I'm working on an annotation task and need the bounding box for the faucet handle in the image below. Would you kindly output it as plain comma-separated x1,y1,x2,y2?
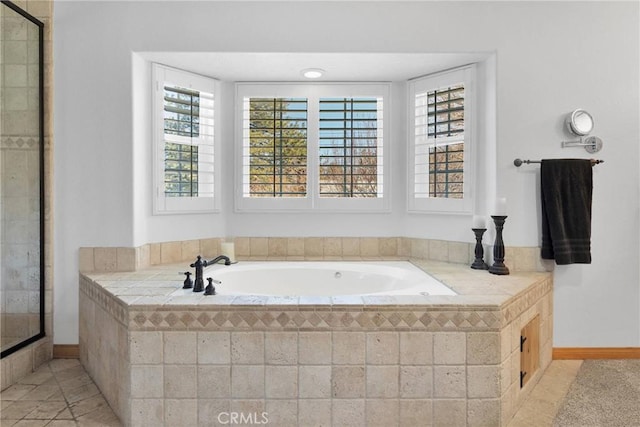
182,271,193,289
204,277,217,296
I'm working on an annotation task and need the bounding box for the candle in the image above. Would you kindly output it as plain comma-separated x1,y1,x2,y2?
221,242,236,263
494,197,507,216
472,215,486,229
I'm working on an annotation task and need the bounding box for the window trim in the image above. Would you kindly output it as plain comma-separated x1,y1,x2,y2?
235,83,391,213
407,65,476,214
152,63,221,215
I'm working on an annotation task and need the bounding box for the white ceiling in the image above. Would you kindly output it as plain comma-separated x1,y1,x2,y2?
140,52,491,82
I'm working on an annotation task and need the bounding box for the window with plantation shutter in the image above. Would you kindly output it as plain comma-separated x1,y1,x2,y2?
318,97,383,198
236,83,390,212
153,64,220,214
243,98,308,197
409,65,475,213
163,86,203,197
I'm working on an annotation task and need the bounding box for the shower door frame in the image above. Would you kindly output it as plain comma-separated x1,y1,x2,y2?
0,0,45,358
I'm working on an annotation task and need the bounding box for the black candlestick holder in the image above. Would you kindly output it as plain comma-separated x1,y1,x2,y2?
471,228,489,270
489,215,510,275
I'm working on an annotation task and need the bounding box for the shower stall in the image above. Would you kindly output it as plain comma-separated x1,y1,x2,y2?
0,0,45,359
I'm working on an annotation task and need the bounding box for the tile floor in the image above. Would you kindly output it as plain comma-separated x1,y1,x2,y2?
507,360,583,427
0,359,121,426
1,359,581,426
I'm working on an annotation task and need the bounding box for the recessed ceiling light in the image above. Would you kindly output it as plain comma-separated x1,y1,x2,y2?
301,68,325,79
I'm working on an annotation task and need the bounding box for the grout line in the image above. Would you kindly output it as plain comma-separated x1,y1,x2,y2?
49,361,77,423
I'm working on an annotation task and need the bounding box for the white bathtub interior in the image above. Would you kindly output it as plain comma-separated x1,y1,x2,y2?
177,261,457,297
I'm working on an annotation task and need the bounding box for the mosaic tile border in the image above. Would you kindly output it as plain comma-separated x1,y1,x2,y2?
80,275,555,333
81,274,504,333
125,307,503,332
0,136,40,150
502,277,553,325
80,276,128,327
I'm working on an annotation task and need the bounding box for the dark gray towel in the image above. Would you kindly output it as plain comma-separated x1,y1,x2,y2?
540,159,593,264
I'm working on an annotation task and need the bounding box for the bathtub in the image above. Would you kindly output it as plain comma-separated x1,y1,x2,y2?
197,260,456,296
80,258,554,426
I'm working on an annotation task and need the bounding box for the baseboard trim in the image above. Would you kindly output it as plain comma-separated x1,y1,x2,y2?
53,344,79,359
53,346,639,360
553,347,640,360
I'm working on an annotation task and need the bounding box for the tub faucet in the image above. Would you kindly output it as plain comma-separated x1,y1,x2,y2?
190,255,231,292
208,255,232,266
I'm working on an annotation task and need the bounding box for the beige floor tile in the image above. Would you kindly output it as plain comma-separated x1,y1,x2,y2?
18,385,61,401
47,421,79,426
63,383,100,405
58,374,93,392
55,408,75,420
69,395,110,419
17,367,53,386
0,401,40,420
23,401,69,420
46,391,66,402
11,420,50,426
1,360,120,427
1,385,37,401
48,359,81,373
75,405,123,427
508,360,583,427
53,366,87,383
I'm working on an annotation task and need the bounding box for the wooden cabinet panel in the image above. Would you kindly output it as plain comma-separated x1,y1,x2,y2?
520,315,540,388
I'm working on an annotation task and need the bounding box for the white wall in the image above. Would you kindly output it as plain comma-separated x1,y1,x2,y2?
54,1,639,346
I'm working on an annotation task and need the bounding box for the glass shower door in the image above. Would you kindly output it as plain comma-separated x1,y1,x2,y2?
0,0,45,357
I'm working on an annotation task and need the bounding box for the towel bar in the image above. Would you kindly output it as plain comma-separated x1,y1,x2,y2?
514,158,604,167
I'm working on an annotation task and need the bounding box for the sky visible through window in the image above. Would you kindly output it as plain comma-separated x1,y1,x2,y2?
319,98,380,198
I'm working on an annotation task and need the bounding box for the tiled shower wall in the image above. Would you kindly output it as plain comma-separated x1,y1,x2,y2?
1,51,41,348
0,0,53,391
0,136,41,347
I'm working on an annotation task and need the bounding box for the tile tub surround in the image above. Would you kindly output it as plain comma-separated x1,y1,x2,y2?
79,260,552,426
79,236,552,274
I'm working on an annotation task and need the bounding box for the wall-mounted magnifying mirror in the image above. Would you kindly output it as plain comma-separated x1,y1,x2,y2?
561,108,602,153
566,109,594,136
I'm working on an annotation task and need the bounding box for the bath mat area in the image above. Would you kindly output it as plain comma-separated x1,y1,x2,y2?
553,359,640,427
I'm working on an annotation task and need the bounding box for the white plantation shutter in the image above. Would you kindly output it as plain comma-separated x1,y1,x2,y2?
409,66,475,213
414,84,464,199
163,85,215,198
241,97,308,198
318,97,384,198
236,83,390,212
153,64,220,214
